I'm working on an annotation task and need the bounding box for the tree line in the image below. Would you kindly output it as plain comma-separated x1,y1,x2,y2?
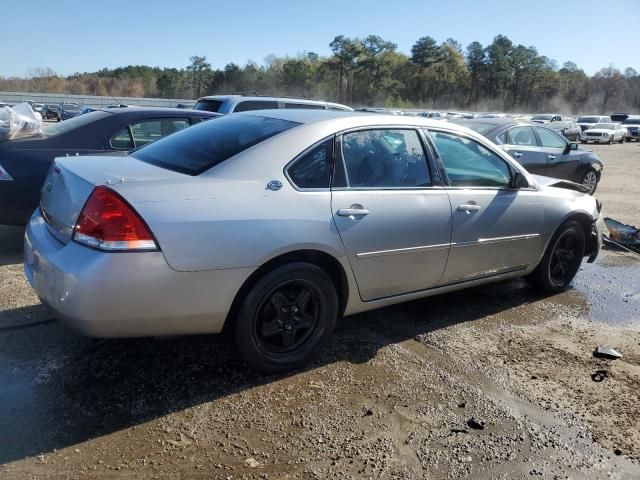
1,34,639,113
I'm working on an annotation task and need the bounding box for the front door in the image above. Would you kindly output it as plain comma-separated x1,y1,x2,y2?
533,126,581,181
427,129,544,285
331,128,452,301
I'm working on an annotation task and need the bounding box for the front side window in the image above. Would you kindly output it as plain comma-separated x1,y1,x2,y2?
287,138,333,189
131,114,298,175
130,118,190,147
535,127,567,148
341,129,431,188
233,100,279,112
429,131,512,188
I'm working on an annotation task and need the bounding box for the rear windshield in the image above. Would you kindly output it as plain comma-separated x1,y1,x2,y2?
194,99,224,113
577,116,599,123
622,118,640,125
44,111,110,136
131,114,299,175
454,121,499,135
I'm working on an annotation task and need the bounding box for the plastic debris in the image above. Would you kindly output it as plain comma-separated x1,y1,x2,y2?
244,458,262,468
593,346,623,360
604,218,640,254
591,370,608,382
0,102,43,141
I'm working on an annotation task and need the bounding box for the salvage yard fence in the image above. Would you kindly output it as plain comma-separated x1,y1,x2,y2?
0,91,194,108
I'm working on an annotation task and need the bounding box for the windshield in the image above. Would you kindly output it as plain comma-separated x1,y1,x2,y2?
591,123,615,130
44,111,110,136
131,114,299,175
63,104,79,110
531,115,553,120
622,118,640,125
194,99,224,113
577,116,599,123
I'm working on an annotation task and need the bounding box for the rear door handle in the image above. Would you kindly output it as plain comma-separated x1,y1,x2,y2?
513,152,523,158
457,204,482,213
547,154,556,160
337,206,370,217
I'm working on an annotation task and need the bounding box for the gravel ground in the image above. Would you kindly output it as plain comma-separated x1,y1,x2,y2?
0,142,639,479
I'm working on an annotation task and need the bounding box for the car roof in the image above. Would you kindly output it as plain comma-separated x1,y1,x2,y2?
197,94,351,110
234,109,481,134
97,107,219,116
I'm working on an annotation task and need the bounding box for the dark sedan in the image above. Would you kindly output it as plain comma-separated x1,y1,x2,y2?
0,108,219,225
453,119,604,194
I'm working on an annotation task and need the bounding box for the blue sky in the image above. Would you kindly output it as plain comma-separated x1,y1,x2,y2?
3,0,639,77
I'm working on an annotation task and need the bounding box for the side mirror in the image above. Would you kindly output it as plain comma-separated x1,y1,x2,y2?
569,142,578,151
511,171,529,189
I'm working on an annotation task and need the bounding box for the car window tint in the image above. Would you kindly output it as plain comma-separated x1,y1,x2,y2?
535,127,566,148
284,102,325,110
429,131,511,188
130,118,190,148
110,128,134,150
342,129,431,188
505,126,537,146
233,100,279,112
131,115,299,175
288,138,333,189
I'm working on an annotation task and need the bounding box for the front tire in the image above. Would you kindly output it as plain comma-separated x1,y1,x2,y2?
235,263,338,374
581,168,598,195
526,220,585,292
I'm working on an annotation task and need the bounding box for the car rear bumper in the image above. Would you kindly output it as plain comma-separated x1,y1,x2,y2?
24,211,254,337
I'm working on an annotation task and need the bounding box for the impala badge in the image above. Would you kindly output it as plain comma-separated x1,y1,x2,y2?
266,180,283,191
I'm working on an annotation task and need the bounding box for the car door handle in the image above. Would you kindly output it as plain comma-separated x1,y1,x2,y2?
457,204,482,213
547,154,556,160
513,151,523,158
337,206,370,217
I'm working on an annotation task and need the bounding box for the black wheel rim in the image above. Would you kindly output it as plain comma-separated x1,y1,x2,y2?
549,233,580,286
253,280,323,356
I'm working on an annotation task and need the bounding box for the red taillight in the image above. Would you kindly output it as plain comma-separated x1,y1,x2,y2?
72,186,158,251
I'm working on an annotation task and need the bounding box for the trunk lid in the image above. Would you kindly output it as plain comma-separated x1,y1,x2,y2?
39,155,182,243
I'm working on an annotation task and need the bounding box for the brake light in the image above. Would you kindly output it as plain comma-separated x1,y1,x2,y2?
72,186,158,251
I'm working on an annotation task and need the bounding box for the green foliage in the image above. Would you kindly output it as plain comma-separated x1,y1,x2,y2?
2,35,640,113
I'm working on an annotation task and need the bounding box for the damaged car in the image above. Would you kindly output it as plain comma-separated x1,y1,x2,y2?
24,111,603,373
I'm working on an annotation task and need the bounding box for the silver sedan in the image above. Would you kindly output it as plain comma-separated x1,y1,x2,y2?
24,110,603,373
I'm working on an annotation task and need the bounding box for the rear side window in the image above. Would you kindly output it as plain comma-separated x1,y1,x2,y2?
284,102,325,110
341,129,431,188
287,138,333,189
130,118,190,147
194,100,224,112
233,100,278,112
131,115,299,175
110,128,134,150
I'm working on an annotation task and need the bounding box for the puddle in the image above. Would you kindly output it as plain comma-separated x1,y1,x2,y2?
573,250,640,326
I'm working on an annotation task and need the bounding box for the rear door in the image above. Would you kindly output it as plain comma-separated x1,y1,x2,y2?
498,126,547,175
533,126,581,181
427,129,543,285
331,127,452,301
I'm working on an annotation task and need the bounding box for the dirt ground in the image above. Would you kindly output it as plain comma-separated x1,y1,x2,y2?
0,142,639,479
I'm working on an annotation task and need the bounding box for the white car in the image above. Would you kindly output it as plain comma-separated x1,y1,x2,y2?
581,123,627,144
576,115,611,132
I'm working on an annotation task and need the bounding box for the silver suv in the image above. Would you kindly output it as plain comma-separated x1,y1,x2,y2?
193,95,353,114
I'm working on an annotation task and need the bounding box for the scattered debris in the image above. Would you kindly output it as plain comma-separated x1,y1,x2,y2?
614,448,623,456
457,401,466,408
362,405,374,417
467,417,486,430
166,437,193,448
604,217,640,254
244,458,262,468
593,346,623,360
451,427,469,434
591,370,608,383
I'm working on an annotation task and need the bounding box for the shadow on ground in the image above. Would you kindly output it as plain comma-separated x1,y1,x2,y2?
0,277,551,465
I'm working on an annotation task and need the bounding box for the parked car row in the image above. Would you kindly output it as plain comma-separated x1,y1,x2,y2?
22,110,603,373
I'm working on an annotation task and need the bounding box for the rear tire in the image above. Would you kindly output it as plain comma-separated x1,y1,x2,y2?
235,262,338,374
526,220,585,292
580,168,598,195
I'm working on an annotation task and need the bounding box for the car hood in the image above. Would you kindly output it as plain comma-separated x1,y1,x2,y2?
531,174,590,194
